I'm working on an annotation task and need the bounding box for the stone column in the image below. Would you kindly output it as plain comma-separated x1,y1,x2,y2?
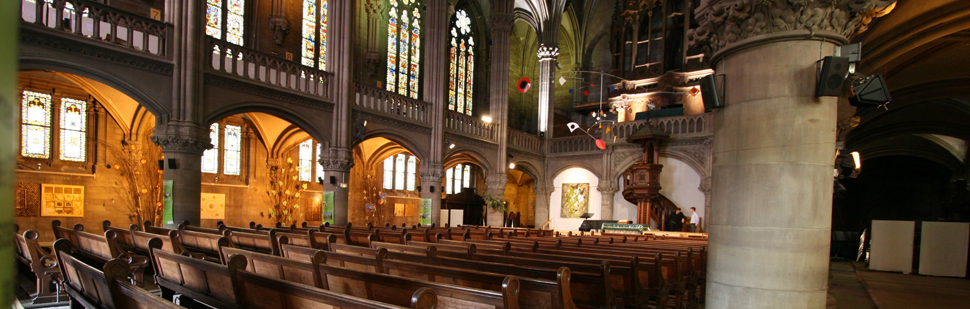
0,0,18,304
597,179,618,221
151,124,209,227
321,0,356,226
533,181,554,229
536,46,559,136
689,1,894,307
419,168,443,225
486,0,514,200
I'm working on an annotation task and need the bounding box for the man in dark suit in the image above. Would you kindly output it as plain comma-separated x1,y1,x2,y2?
668,209,686,231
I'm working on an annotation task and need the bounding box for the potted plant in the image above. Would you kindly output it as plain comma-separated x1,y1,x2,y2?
484,194,507,213
483,194,507,227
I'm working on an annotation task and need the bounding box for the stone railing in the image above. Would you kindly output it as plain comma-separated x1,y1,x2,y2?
551,113,713,154
20,0,171,58
355,84,429,124
445,111,493,141
207,37,333,100
507,129,543,153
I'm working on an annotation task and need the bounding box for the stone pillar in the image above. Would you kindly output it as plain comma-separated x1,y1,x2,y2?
597,179,618,221
151,125,209,227
487,0,514,200
321,0,356,225
420,0,448,224
689,1,894,307
0,0,18,305
533,182,553,229
536,46,559,136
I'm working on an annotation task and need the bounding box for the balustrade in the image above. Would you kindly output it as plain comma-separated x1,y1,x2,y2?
354,84,429,123
444,111,493,141
551,113,712,154
20,0,170,58
507,129,542,153
207,37,333,100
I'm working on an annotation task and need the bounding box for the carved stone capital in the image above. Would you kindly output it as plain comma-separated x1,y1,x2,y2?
491,13,515,33
699,176,712,194
689,0,896,57
150,135,211,155
598,179,619,193
537,45,560,60
533,183,555,196
268,15,290,46
319,148,354,172
485,174,508,193
365,0,385,16
420,163,444,182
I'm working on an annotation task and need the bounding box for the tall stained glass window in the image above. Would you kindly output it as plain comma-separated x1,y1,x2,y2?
383,156,394,189
202,123,219,173
448,9,474,115
462,165,470,189
406,156,416,191
59,98,87,162
444,164,472,195
21,90,52,159
223,125,242,175
299,140,313,182
301,0,329,70
386,0,421,99
206,0,246,46
394,154,406,190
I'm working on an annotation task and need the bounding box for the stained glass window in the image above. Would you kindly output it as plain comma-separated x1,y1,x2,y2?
394,154,406,190
448,9,474,115
301,0,328,70
383,156,394,189
223,125,241,175
299,140,313,181
202,123,219,173
21,90,52,159
59,98,87,162
406,156,416,191
206,0,245,46
386,0,421,99
445,166,453,194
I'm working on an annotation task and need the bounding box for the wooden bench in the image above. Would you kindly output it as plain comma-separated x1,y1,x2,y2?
51,220,80,246
234,270,436,309
52,239,181,309
129,228,175,256
72,226,150,286
15,229,63,303
151,247,248,308
102,220,137,252
142,221,179,237
222,246,323,287
174,229,231,263
225,229,285,256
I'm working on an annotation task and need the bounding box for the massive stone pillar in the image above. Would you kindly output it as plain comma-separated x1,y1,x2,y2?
0,0,17,305
486,0,514,201
689,1,894,307
597,179,618,221
320,0,356,225
419,0,448,225
533,182,553,228
152,125,208,227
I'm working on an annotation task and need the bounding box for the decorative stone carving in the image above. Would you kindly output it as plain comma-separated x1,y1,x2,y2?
150,135,211,155
598,179,619,193
485,175,508,194
699,176,712,194
688,0,896,56
491,13,515,33
319,148,354,172
420,163,444,183
268,15,291,46
365,0,385,16
537,45,560,60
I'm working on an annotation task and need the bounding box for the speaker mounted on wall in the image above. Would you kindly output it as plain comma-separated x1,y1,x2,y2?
816,56,850,97
699,74,724,110
850,74,891,107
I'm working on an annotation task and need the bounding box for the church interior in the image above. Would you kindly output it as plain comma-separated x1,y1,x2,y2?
3,0,970,308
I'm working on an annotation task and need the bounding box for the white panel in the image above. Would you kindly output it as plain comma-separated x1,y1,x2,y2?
919,222,969,277
550,168,600,231
869,220,915,274
439,209,464,227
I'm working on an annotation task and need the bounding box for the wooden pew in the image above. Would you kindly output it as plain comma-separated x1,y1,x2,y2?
142,221,179,237
151,247,248,308
225,229,285,256
234,270,436,309
72,226,149,286
274,229,337,250
129,228,175,256
179,222,223,234
14,229,63,303
102,220,137,252
51,220,79,246
222,246,323,287
174,228,231,263
52,240,181,309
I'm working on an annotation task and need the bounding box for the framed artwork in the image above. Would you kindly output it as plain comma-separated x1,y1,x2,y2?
560,183,589,218
41,184,84,217
200,193,226,219
394,203,406,216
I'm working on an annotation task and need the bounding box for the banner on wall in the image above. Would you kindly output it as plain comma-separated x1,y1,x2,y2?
163,180,174,224
322,191,335,224
419,198,432,226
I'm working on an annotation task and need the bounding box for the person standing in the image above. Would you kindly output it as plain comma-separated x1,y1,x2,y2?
689,207,700,232
669,209,686,231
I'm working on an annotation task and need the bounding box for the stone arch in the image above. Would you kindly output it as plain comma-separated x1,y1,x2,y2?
444,148,494,175
614,148,709,180
550,163,601,181
362,129,429,163
204,101,331,146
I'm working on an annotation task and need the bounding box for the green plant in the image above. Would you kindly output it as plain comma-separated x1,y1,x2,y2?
265,158,306,226
483,194,508,213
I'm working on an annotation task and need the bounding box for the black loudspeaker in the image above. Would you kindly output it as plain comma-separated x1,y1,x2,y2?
850,74,891,107
699,74,723,110
158,160,165,170
329,176,336,184
417,186,422,192
816,56,849,96
167,158,178,169
430,186,434,193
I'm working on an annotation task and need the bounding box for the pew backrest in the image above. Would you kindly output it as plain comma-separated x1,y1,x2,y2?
221,246,323,287
234,270,435,309
225,229,284,256
51,220,79,246
151,247,247,309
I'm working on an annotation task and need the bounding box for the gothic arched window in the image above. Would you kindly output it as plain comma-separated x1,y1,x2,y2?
206,0,246,45
299,139,314,181
382,153,418,191
448,9,474,115
445,164,472,194
201,123,219,174
21,90,53,159
223,125,242,175
302,0,328,70
386,0,421,99
58,98,87,162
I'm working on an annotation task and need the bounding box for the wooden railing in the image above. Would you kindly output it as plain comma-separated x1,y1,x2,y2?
445,111,493,141
355,84,429,123
20,0,171,58
207,37,333,100
507,129,542,153
551,113,713,154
